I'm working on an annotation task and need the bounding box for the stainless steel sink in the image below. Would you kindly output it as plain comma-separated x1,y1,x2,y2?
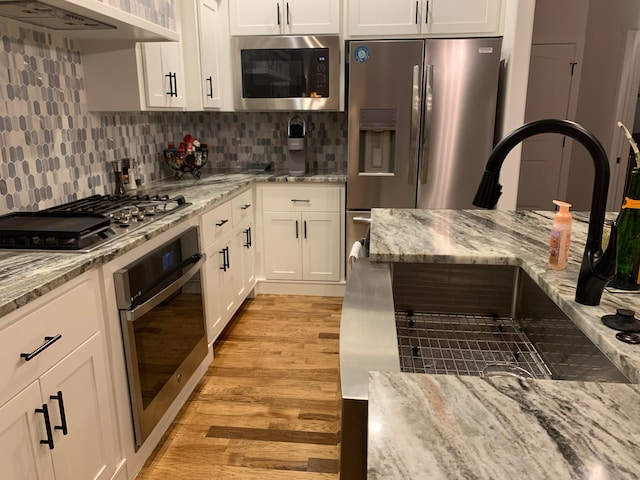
392,263,630,383
339,259,630,480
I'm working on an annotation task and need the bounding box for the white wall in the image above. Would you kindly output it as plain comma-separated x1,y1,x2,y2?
567,0,640,210
495,0,536,210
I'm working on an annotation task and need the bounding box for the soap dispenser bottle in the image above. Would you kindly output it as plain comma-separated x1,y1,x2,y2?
549,200,572,270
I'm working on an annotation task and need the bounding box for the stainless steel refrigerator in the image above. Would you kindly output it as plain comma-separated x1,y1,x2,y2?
346,38,502,249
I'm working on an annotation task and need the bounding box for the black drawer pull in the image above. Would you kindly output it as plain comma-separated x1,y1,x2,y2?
20,334,62,361
50,391,69,435
35,404,55,450
241,204,251,210
215,219,229,227
291,199,310,203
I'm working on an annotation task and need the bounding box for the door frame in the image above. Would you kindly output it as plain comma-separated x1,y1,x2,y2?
608,30,640,210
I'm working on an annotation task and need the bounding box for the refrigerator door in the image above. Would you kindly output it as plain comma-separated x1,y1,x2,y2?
417,37,502,209
347,40,425,210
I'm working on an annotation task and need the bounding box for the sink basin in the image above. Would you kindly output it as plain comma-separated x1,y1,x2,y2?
392,263,630,383
339,259,630,480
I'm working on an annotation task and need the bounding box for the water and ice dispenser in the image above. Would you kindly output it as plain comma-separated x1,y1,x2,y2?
358,109,397,176
288,115,306,176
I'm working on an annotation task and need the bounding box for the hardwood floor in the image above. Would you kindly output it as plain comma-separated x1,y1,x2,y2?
136,294,343,479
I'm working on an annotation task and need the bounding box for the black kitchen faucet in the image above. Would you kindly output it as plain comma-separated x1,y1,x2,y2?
473,118,617,306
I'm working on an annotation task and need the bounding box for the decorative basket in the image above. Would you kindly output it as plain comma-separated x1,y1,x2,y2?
164,146,208,179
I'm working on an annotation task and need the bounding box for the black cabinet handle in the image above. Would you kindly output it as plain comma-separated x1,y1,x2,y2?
244,227,252,248
304,220,307,239
277,3,281,25
166,73,178,97
172,73,178,97
415,1,419,24
206,76,213,98
286,2,290,24
241,204,251,210
425,1,429,23
20,334,62,361
219,246,230,271
35,404,55,450
248,227,252,247
295,220,299,239
215,219,229,227
291,199,310,203
49,391,69,436
165,72,173,96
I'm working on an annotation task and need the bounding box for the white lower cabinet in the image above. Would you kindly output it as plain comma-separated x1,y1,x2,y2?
260,184,344,284
0,270,117,480
201,188,256,344
263,211,340,281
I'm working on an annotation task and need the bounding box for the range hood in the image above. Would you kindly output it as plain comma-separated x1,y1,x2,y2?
0,1,114,30
0,0,179,41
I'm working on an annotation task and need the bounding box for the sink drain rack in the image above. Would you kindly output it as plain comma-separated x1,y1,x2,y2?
396,311,552,379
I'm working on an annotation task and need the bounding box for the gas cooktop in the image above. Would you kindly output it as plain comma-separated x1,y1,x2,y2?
0,194,189,252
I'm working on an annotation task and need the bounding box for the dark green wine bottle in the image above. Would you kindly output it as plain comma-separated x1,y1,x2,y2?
612,167,640,290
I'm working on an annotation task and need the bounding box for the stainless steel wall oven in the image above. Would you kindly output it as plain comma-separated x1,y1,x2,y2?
114,227,207,449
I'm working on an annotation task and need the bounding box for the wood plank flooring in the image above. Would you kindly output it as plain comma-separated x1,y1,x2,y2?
136,294,343,479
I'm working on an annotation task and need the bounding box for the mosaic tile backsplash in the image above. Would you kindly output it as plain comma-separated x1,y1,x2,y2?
0,19,347,214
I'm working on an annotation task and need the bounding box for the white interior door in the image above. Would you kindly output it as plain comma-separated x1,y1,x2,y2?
517,43,576,210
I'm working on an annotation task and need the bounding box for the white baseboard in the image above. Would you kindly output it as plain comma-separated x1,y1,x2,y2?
256,279,345,297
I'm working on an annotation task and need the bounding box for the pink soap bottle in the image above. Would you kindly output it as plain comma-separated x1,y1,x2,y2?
549,200,572,270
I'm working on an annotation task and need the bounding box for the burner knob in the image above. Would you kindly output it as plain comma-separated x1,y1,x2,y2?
616,308,635,319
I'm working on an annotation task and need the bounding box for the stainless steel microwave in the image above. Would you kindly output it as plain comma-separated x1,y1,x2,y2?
231,35,340,111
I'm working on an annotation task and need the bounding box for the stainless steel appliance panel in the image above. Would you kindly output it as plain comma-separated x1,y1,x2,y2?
114,227,208,450
417,37,502,209
346,40,425,210
231,35,340,111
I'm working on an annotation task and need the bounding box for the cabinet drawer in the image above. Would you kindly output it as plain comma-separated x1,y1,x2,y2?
231,189,253,226
0,272,101,406
262,185,342,212
201,200,233,249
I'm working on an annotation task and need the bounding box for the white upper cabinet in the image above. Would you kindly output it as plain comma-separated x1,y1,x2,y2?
347,0,502,37
141,42,187,109
199,0,223,109
229,0,340,36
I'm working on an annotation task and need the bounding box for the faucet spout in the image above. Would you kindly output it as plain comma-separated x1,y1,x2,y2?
473,119,615,306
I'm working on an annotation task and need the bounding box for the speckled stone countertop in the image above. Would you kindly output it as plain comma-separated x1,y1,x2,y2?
367,208,640,479
0,172,345,320
368,371,640,479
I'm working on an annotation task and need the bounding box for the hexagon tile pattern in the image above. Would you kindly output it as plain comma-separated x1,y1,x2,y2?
0,19,347,215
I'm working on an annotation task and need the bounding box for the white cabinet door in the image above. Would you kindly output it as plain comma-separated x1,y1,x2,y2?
39,334,116,480
347,0,502,36
302,212,341,282
286,0,340,34
0,382,55,480
229,0,282,36
425,0,502,35
199,0,222,109
203,243,224,344
348,0,421,36
215,236,238,325
263,211,302,280
142,42,186,109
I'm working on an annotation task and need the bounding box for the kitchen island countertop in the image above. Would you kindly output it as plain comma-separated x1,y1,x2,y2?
367,208,640,479
0,171,345,319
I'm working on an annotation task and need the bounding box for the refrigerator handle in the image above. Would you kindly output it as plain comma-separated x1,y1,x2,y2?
420,64,434,185
409,64,422,185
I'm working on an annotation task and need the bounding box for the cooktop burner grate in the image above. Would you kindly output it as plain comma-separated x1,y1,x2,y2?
0,194,189,252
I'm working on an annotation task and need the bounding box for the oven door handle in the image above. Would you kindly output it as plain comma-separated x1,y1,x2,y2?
123,253,206,322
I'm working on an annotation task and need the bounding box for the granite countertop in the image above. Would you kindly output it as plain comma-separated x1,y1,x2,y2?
0,171,345,319
367,208,640,479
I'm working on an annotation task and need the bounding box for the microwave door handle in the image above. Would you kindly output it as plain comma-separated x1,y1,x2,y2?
420,64,434,185
409,64,422,185
123,254,206,322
